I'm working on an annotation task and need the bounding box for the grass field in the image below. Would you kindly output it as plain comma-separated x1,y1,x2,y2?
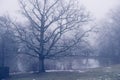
6,65,120,80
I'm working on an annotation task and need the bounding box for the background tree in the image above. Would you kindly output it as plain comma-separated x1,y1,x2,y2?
97,7,120,66
0,16,18,72
14,0,92,72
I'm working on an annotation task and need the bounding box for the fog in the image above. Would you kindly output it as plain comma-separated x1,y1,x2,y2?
0,0,120,74
0,0,119,20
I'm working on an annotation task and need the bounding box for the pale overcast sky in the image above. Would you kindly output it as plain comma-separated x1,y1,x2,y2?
0,0,119,21
80,0,119,19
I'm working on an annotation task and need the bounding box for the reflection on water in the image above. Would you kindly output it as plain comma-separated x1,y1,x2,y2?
17,56,118,73
45,58,100,70
82,59,99,68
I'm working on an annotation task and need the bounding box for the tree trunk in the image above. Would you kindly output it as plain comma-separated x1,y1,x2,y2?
38,58,45,73
1,37,5,67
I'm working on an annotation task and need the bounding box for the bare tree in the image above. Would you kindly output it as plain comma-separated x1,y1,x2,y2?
15,0,92,72
0,16,18,69
0,16,12,67
96,7,120,66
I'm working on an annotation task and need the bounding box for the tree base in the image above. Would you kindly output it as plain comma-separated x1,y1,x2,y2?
38,69,45,73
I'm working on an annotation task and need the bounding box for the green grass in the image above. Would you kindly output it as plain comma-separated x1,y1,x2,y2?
6,65,120,80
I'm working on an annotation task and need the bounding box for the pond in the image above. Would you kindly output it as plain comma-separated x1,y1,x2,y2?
12,56,120,73
45,57,100,70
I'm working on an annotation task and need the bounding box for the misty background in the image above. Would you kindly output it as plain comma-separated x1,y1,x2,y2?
0,0,120,73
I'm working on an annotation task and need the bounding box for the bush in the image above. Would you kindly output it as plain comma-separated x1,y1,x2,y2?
0,67,9,79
